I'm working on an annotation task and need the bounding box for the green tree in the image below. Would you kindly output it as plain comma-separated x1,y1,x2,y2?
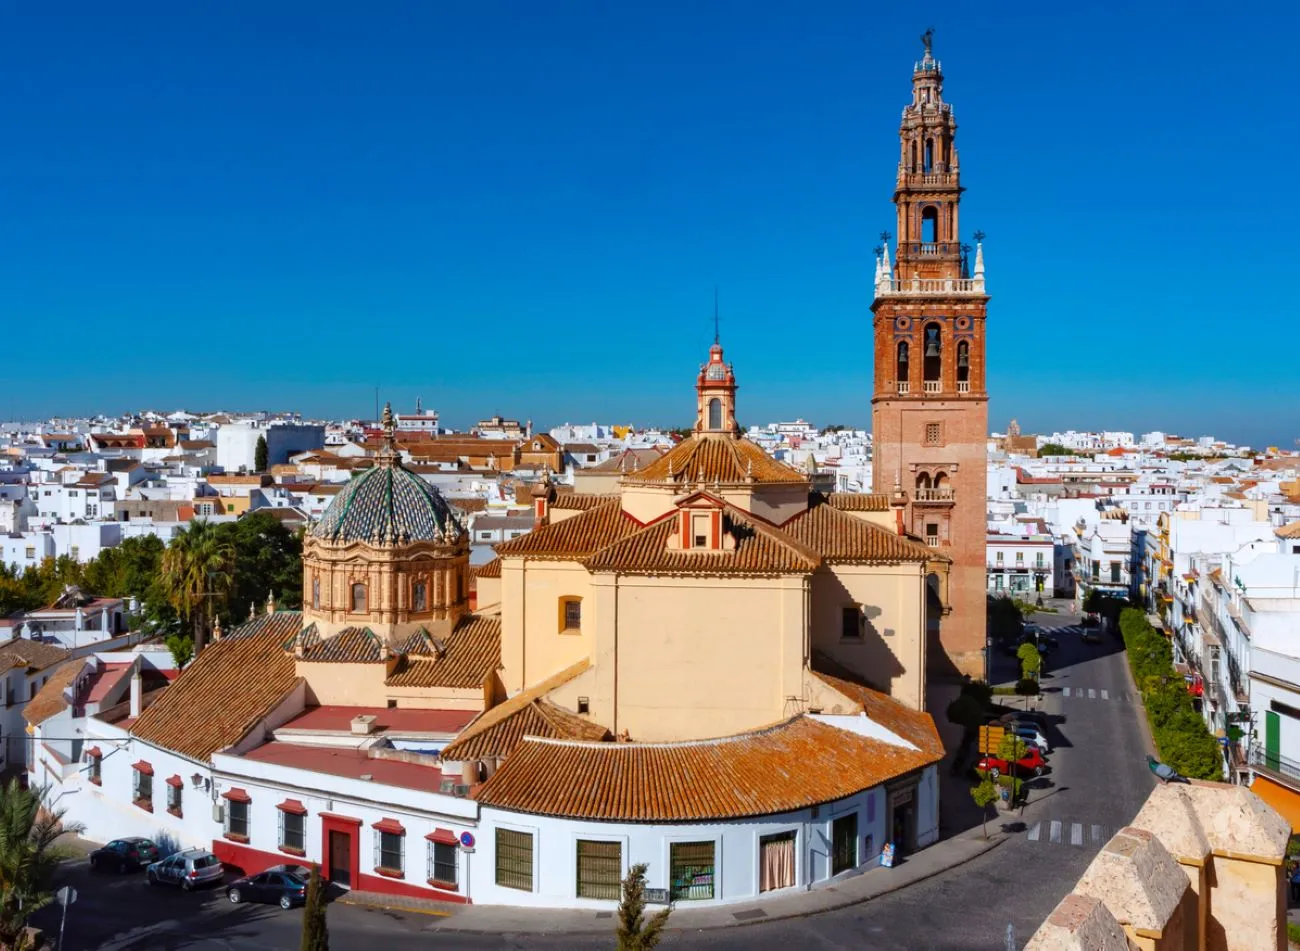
970,775,999,839
299,863,328,951
255,435,269,473
225,513,304,624
616,862,670,951
160,520,235,657
986,596,1023,643
164,633,194,670
1016,642,1042,682
945,693,985,742
1037,443,1070,456
0,779,85,948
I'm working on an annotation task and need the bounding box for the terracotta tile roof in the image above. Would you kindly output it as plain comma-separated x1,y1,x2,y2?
130,617,300,763
385,615,501,689
24,659,87,726
627,435,805,486
450,498,490,514
586,448,667,474
1278,521,1300,539
550,493,618,512
782,497,939,564
475,715,938,821
301,627,384,663
586,506,820,576
808,663,944,757
469,558,501,580
494,499,639,561
826,492,891,512
0,637,71,673
440,660,595,760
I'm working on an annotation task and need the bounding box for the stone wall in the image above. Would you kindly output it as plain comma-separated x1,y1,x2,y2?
1026,780,1291,951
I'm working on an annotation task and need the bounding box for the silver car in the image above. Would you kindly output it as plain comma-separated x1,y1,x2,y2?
146,848,224,890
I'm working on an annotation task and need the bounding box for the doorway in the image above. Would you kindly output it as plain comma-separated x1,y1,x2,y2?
888,786,917,855
758,832,796,892
328,830,352,887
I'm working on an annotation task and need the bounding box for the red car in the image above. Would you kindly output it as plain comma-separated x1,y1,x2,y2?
978,746,1047,777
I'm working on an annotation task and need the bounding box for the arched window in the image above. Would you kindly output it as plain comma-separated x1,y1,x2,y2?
957,341,970,383
351,583,366,614
896,341,909,381
412,580,427,613
916,472,932,491
923,323,942,382
921,207,939,244
311,577,320,610
934,471,949,489
924,139,934,173
708,398,722,430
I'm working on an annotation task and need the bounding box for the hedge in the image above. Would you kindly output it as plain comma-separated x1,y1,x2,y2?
1119,607,1223,780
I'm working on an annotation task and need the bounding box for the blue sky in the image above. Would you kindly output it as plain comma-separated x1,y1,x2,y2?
4,2,1295,447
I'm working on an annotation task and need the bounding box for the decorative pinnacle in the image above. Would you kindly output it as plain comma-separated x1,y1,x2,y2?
879,231,892,244
973,230,986,243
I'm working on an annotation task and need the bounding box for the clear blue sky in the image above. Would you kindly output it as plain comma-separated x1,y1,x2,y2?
4,1,1295,447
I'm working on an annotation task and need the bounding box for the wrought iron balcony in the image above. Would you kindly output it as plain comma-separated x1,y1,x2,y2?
1250,747,1300,791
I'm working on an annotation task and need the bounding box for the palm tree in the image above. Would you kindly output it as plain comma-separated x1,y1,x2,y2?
160,520,235,657
0,779,84,948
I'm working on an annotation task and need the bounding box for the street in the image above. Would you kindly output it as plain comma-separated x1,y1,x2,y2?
36,610,1155,951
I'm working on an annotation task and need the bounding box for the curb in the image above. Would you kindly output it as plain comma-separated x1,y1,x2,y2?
336,894,453,919
432,833,1008,936
1117,638,1159,760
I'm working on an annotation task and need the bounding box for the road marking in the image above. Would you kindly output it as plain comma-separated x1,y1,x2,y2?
1088,689,1096,699
1071,823,1083,846
1100,689,1109,700
1050,820,1062,844
1027,822,1041,842
1063,687,1071,697
1091,824,1104,843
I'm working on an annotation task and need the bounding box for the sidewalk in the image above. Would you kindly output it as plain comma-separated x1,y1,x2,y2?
363,826,1008,935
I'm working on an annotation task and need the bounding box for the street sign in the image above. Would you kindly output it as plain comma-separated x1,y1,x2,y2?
459,831,476,850
645,887,670,904
979,725,1006,754
56,886,76,907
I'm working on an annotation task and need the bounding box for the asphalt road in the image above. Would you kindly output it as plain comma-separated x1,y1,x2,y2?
36,611,1155,951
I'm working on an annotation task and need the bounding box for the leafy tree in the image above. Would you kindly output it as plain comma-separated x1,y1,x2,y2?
616,862,670,951
1037,443,1070,456
960,679,993,707
986,596,1023,643
255,435,269,473
970,775,999,839
1016,642,1042,682
160,520,235,657
164,633,194,670
946,693,985,742
224,512,303,624
299,863,329,951
0,779,85,948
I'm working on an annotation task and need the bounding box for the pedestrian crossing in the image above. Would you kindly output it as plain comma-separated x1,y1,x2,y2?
1049,625,1089,636
1025,819,1111,849
1059,686,1131,702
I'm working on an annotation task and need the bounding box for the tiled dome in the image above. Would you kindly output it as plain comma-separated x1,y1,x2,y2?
311,459,463,546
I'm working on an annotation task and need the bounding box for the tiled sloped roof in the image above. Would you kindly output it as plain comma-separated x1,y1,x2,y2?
440,660,594,760
1277,521,1300,539
130,624,300,763
826,492,891,512
24,659,87,726
226,611,308,643
809,664,944,757
494,499,639,561
470,558,501,580
475,715,938,821
301,627,384,663
385,615,502,689
628,435,805,486
442,699,609,761
586,447,666,473
586,508,820,576
0,637,71,673
551,493,618,512
782,498,939,564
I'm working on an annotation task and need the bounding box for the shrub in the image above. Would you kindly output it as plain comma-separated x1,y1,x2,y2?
1014,678,1040,696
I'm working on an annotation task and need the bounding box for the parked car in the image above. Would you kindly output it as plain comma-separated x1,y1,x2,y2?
89,837,159,873
226,864,311,910
977,745,1048,778
1082,631,1103,645
146,848,225,890
1007,724,1052,754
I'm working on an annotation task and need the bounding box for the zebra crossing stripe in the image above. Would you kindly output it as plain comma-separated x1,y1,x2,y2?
1071,823,1083,846
1091,824,1104,844
1063,687,1071,697
1050,821,1062,844
1100,689,1109,700
1027,822,1041,842
1088,689,1096,699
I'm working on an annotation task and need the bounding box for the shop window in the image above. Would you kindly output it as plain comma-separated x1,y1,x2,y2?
495,828,534,892
669,841,715,900
758,831,796,892
576,840,622,900
831,812,858,875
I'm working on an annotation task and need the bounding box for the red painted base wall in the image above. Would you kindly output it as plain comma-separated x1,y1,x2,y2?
210,837,469,905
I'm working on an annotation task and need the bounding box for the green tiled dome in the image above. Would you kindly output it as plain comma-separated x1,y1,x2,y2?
311,458,463,546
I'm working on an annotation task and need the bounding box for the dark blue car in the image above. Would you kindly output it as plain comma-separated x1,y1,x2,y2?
226,864,311,910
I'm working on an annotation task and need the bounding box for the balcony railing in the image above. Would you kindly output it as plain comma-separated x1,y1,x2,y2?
925,535,939,547
896,170,959,187
923,381,941,394
956,380,970,393
898,241,963,257
913,488,954,503
875,276,986,297
896,381,910,395
1250,747,1300,788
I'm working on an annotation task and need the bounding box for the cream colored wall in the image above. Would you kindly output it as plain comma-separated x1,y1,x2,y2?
809,563,927,711
498,558,595,695
722,484,808,525
596,574,808,741
386,686,484,711
298,661,390,706
475,576,501,612
572,470,621,495
1205,856,1285,951
500,559,527,694
619,484,678,524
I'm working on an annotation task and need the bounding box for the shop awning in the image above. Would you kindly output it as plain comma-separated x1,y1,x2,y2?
1250,774,1300,834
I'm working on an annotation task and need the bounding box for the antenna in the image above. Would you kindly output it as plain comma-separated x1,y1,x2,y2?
713,286,720,345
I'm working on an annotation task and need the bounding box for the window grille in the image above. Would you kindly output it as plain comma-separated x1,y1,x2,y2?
575,840,622,900
495,828,533,891
427,841,457,886
669,841,715,900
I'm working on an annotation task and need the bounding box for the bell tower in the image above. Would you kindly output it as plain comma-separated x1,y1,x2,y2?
871,31,989,681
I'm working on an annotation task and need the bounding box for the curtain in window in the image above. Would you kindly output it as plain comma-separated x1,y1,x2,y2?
759,833,796,892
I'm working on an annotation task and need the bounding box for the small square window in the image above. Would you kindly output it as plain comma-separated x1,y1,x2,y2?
924,423,942,447
841,606,862,639
562,599,581,632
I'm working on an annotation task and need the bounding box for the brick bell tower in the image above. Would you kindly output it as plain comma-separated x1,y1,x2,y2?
871,31,988,682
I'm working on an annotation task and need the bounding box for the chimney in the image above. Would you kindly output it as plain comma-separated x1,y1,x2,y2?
129,667,142,719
